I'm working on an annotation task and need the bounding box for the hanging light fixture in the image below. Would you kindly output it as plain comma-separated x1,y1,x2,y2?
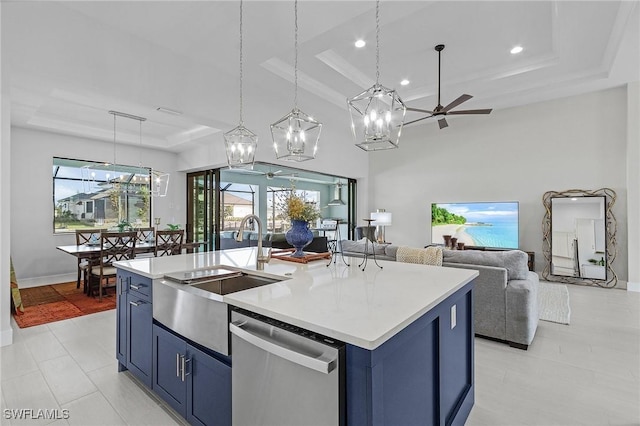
270,0,322,162
108,110,170,197
224,0,258,169
347,0,406,151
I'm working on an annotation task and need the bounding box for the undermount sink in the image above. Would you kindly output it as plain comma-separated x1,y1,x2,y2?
190,274,281,295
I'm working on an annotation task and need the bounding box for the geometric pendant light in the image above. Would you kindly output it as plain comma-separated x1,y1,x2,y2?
108,110,170,197
270,0,322,162
347,0,406,151
224,0,258,169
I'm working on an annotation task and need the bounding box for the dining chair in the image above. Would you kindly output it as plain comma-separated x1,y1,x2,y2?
75,229,102,292
135,227,154,244
88,231,136,301
134,227,155,258
155,230,184,257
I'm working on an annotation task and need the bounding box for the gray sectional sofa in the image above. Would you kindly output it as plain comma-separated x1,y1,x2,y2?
340,240,539,349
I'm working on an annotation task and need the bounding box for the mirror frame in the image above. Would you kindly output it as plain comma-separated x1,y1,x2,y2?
542,188,618,288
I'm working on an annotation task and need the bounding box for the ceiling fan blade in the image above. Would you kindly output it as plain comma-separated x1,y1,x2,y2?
438,117,449,129
406,107,435,114
403,115,435,126
441,94,472,112
447,108,493,115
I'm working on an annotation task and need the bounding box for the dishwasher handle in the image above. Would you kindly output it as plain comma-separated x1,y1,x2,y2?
229,322,336,374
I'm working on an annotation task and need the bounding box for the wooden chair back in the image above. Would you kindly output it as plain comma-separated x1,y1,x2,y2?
99,231,137,265
89,231,136,300
74,229,102,290
155,230,184,257
75,229,102,245
135,227,155,244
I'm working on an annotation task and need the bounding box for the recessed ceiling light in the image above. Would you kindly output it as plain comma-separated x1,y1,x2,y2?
355,39,366,48
400,79,410,86
510,45,523,55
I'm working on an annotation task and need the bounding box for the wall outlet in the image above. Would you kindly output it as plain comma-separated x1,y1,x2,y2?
451,304,457,329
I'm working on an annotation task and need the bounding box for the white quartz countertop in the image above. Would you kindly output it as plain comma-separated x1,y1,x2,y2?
114,248,477,350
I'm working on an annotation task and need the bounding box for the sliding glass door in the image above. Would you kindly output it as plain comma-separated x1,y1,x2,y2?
186,169,219,251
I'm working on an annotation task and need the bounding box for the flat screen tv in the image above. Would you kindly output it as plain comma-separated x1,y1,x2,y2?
431,202,519,249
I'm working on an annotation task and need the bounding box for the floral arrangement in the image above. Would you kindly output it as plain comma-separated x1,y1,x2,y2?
280,190,320,223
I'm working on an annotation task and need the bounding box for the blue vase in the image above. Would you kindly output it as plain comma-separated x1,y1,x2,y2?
285,220,314,258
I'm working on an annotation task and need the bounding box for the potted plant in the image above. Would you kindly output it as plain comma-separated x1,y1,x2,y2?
116,219,131,232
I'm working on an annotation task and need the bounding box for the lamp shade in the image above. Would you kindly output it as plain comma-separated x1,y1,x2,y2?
370,211,392,226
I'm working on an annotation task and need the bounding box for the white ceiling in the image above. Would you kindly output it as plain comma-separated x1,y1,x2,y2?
3,1,639,153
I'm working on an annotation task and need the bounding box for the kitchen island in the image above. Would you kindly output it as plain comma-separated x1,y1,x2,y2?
114,247,478,426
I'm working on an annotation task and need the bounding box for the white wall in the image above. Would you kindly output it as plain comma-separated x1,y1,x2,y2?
10,127,185,287
369,87,630,284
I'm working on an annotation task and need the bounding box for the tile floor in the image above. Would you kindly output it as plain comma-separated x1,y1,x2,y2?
1,283,638,425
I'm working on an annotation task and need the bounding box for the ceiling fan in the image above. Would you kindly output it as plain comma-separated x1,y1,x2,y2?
405,44,492,129
233,168,287,179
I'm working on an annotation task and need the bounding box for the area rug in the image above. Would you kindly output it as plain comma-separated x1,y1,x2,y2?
538,281,571,325
13,282,116,328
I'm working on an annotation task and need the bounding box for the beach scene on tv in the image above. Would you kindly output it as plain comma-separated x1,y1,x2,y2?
431,202,519,249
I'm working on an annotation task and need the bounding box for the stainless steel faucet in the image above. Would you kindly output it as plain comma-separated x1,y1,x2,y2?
236,214,272,270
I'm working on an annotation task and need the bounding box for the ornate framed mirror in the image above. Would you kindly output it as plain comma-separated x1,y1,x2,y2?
542,188,617,288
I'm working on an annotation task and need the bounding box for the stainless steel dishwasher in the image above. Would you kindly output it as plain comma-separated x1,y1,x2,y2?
230,309,345,426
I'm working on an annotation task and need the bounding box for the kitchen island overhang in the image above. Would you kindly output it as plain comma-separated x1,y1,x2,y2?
114,247,478,425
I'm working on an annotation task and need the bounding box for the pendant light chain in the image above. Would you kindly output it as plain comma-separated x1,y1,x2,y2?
294,0,298,109
239,0,244,125
375,0,380,85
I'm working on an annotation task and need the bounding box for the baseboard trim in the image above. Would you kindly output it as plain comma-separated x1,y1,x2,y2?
627,281,640,293
1,327,14,347
17,273,76,288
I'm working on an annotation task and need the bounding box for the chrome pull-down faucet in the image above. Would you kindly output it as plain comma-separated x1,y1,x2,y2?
236,214,272,270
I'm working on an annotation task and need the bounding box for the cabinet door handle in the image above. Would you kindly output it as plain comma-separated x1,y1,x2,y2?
180,356,192,381
129,300,145,307
176,353,180,378
184,358,192,379
130,284,141,290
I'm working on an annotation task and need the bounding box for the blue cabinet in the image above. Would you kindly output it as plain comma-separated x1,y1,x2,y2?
346,280,474,426
153,324,232,426
116,271,153,388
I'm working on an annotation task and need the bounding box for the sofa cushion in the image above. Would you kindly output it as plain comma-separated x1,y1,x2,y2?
385,245,399,259
442,250,529,280
341,238,387,255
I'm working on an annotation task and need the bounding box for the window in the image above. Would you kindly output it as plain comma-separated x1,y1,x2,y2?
267,187,320,232
53,157,151,233
220,183,256,231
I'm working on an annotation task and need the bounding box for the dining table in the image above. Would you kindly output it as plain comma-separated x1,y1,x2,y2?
56,240,206,261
